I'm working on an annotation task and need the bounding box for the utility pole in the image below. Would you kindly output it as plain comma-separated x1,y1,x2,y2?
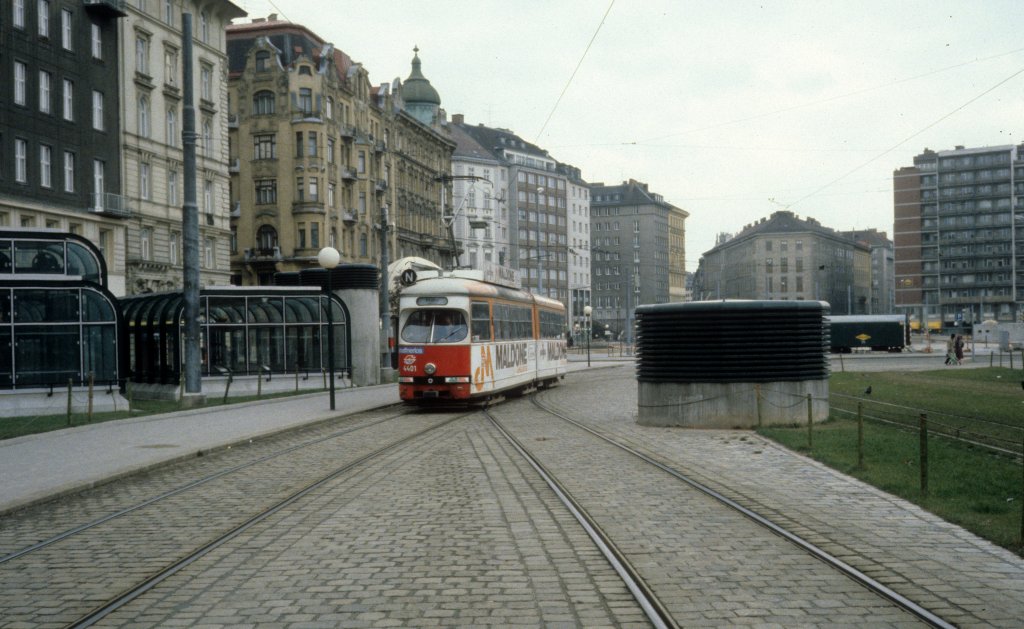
180,13,203,404
379,204,394,382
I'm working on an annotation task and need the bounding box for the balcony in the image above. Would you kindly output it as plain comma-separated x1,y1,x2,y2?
228,114,239,129
228,158,240,173
83,0,127,17
243,247,282,262
342,210,358,224
230,201,241,218
374,179,388,194
340,167,357,181
338,125,355,140
88,193,132,218
374,140,387,153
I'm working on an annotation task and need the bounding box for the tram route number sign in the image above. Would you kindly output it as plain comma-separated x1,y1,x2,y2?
400,269,417,286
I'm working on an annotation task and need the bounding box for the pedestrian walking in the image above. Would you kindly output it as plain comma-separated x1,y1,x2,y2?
954,334,964,365
945,333,957,366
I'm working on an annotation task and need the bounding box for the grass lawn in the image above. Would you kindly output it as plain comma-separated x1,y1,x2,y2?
758,368,1024,556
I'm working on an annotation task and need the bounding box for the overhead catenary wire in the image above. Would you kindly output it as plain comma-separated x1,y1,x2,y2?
789,63,1024,209
535,0,615,143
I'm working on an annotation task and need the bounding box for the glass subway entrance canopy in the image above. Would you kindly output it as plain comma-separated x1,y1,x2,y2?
121,288,349,385
0,230,122,389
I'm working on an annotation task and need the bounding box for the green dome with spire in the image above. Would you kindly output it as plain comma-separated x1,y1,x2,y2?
401,46,441,106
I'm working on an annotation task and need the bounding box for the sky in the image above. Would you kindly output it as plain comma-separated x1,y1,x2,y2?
231,0,1024,269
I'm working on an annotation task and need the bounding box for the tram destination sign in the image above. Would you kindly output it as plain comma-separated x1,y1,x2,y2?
481,262,520,289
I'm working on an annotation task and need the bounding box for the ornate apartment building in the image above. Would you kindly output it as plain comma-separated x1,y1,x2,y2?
894,144,1024,330
1,0,128,293
226,17,455,285
695,210,871,315
118,0,244,294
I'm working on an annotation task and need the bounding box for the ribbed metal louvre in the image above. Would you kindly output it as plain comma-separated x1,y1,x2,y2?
272,272,301,286
636,300,830,382
298,264,378,289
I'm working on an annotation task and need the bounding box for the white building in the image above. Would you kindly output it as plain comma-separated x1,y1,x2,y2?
118,0,244,294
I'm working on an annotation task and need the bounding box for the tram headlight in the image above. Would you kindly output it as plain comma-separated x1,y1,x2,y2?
424,362,437,375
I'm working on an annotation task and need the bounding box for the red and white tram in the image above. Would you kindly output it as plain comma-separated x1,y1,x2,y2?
397,271,567,403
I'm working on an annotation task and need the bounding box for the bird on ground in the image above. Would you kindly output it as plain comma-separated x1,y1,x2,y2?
864,386,872,395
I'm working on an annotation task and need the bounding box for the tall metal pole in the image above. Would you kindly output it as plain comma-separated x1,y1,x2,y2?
379,203,393,381
326,280,335,410
181,14,202,398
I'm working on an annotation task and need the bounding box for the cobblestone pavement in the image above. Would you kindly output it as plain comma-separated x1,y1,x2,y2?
0,408,462,628
536,364,1024,627
488,400,923,627
94,418,646,628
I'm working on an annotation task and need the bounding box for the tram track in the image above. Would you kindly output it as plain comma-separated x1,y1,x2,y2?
65,411,471,629
0,405,415,565
483,407,678,629
485,392,956,628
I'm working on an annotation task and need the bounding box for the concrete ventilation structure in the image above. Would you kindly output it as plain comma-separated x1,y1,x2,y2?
297,265,380,386
635,300,830,427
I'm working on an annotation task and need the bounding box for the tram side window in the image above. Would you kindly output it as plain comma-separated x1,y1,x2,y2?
471,301,491,341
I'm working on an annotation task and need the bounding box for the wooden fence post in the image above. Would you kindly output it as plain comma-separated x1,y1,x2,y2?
66,378,73,425
755,384,763,428
920,413,929,497
87,372,94,422
807,393,813,449
857,401,864,470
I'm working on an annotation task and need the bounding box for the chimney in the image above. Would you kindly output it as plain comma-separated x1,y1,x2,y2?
268,13,278,21
452,113,464,125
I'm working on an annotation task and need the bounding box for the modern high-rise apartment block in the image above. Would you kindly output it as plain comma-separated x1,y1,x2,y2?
894,144,1024,330
226,18,455,285
695,211,871,314
589,179,686,341
1,0,128,293
118,0,245,294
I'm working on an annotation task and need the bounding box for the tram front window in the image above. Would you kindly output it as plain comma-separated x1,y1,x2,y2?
401,309,468,344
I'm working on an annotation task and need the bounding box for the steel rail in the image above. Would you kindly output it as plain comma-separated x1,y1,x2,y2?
66,411,469,628
483,408,678,629
529,396,957,629
2,406,412,566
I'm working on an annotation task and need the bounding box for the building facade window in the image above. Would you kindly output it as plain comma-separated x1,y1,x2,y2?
298,88,312,114
163,0,173,25
168,169,178,205
255,51,270,72
255,179,276,204
40,144,52,188
39,70,52,113
200,64,211,100
92,90,103,131
199,11,209,43
14,62,27,106
15,139,28,183
164,49,178,86
13,0,25,28
62,78,73,121
138,95,150,137
91,23,101,59
37,0,49,38
169,231,179,265
135,36,149,75
140,162,150,199
61,8,72,50
166,107,177,145
202,119,212,157
253,134,275,160
63,151,74,192
203,179,213,213
140,228,152,260
252,91,274,115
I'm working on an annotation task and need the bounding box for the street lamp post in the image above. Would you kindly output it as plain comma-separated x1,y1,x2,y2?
584,305,592,367
536,186,545,295
318,246,340,410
